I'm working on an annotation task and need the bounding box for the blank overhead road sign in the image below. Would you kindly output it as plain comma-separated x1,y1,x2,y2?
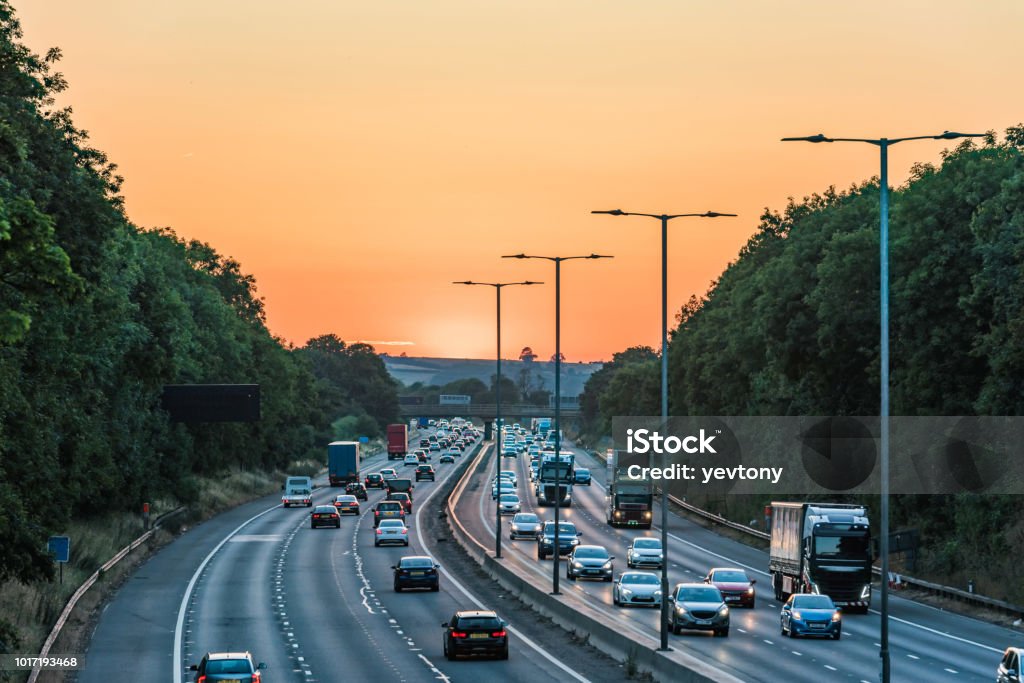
48,535,70,563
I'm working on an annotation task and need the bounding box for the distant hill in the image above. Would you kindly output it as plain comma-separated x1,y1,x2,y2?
381,355,603,397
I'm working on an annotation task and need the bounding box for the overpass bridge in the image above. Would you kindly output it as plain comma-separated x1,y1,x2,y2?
398,403,581,419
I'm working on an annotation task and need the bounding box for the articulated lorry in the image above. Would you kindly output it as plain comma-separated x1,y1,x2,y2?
328,441,360,487
387,423,409,461
605,450,653,528
768,502,873,612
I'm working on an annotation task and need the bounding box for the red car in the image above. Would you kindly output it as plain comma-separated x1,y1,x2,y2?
387,491,413,513
703,567,756,608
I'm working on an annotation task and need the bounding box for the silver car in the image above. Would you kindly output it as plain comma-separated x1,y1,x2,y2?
375,519,409,547
509,512,541,540
498,494,521,515
626,537,664,569
613,571,662,608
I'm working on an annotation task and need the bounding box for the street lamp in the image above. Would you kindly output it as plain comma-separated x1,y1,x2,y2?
502,253,613,594
591,208,736,651
781,130,985,683
453,280,542,559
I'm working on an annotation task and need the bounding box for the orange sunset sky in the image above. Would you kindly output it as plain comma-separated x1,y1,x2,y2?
17,1,1024,361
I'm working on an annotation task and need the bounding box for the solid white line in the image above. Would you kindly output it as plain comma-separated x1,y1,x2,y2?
944,668,958,674
420,443,591,683
907,653,920,660
824,664,838,671
172,503,281,683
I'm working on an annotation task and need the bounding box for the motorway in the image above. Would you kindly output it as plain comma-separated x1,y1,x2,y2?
74,435,595,683
452,439,1016,683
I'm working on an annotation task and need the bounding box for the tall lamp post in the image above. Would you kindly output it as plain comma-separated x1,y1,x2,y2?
453,280,542,559
502,253,612,594
591,208,736,650
781,130,985,683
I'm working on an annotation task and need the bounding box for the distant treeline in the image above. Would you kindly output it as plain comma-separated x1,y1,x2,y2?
0,3,397,594
580,127,1024,599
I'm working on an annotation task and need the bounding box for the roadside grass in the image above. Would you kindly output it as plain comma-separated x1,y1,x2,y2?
0,458,331,683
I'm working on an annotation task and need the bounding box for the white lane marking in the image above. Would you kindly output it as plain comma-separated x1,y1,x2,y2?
944,668,958,674
763,639,774,645
418,653,451,683
229,534,284,542
577,447,1008,656
824,664,838,671
791,651,802,656
907,653,920,659
173,503,281,683
421,443,591,683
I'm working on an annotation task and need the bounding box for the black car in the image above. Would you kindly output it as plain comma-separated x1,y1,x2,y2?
364,473,384,489
536,521,581,559
311,505,341,528
420,438,431,448
566,545,614,581
393,555,440,592
442,610,509,660
415,464,436,481
190,652,266,682
345,482,368,500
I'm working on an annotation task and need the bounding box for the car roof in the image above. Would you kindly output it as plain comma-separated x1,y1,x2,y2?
573,544,608,552
621,571,659,579
673,582,715,589
455,609,498,618
379,519,405,526
335,494,357,499
399,555,433,563
709,567,747,574
205,652,252,660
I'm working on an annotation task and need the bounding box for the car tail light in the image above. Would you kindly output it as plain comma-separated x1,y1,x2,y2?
376,529,383,535
197,677,205,683
374,511,379,516
451,631,468,639
313,514,321,518
401,529,408,534
491,630,507,637
252,673,261,683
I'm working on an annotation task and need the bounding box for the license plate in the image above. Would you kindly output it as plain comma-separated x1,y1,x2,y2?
725,596,740,602
696,619,712,625
410,571,424,576
586,569,599,574
470,633,489,639
810,623,825,629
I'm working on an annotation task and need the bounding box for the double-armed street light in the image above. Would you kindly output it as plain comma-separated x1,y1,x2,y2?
591,208,737,650
781,130,986,683
453,280,543,559
502,253,613,594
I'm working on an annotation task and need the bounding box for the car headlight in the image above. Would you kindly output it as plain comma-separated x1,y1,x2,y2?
573,561,584,568
602,561,613,569
861,584,871,599
644,511,652,518
676,605,687,615
791,611,802,621
745,587,754,595
620,588,633,597
718,605,729,617
654,590,662,597
832,611,842,622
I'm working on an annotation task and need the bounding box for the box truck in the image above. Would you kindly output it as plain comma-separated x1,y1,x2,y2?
387,423,408,460
328,441,360,487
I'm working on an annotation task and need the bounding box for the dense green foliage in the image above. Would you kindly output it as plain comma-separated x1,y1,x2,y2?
581,128,1024,596
0,0,397,612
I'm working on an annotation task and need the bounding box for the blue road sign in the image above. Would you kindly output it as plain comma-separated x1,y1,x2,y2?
48,536,70,563
358,436,369,443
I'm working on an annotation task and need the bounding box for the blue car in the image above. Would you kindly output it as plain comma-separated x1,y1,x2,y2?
780,593,842,640
573,468,591,485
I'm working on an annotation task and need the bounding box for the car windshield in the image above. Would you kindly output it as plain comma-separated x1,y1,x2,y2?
623,574,659,585
378,503,401,510
677,587,722,602
399,557,434,568
576,468,589,474
712,570,748,582
573,547,608,559
792,595,835,609
546,524,577,535
513,514,538,523
390,493,409,500
206,659,252,674
336,496,356,502
314,506,336,513
367,474,381,480
499,495,519,503
379,520,405,529
633,539,661,549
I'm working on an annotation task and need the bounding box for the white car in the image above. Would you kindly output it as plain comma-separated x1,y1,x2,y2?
374,519,409,546
380,468,398,480
492,482,515,499
626,537,664,569
613,571,663,608
403,454,419,466
498,494,522,515
499,471,517,487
